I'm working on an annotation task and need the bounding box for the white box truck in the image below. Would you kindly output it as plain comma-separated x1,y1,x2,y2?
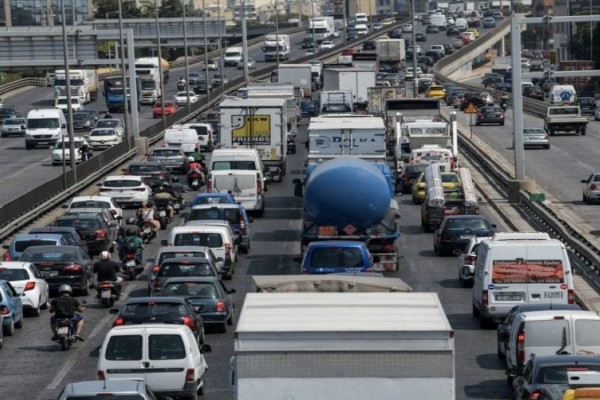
231,292,455,400
376,39,406,72
246,82,300,130
54,69,99,104
277,64,313,98
219,97,289,174
322,68,376,107
261,34,291,62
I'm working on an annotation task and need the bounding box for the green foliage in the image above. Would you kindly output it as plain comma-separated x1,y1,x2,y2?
159,0,184,17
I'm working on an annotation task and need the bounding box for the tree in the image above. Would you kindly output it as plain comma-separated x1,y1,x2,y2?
159,0,184,17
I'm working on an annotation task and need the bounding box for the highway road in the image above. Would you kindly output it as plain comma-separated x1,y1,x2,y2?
0,21,597,400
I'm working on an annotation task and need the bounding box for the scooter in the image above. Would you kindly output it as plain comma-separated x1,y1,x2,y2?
154,200,172,230
54,318,76,350
187,169,205,190
177,80,186,91
97,280,120,308
122,251,139,281
139,220,157,243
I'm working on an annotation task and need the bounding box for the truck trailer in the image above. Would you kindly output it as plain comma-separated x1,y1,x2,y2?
322,68,376,108
261,34,291,62
376,39,406,72
231,292,455,400
54,69,99,104
277,64,313,98
103,76,141,113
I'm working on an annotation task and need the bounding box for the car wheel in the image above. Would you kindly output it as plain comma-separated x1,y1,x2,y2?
15,313,23,329
0,133,5,138
30,299,41,317
583,194,587,203
3,318,15,336
435,244,444,256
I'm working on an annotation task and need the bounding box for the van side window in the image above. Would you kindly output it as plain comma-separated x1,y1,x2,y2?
575,320,600,346
105,335,143,360
149,334,186,360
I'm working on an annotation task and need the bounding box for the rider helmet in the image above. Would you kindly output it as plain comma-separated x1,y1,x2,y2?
100,250,111,261
58,284,72,295
187,156,195,163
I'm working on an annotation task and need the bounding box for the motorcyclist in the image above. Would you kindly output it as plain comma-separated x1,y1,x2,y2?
178,77,186,90
136,201,161,232
117,222,144,265
50,284,86,341
189,146,204,163
152,184,177,221
499,94,510,110
93,250,124,295
77,142,93,161
187,156,205,187
103,111,112,119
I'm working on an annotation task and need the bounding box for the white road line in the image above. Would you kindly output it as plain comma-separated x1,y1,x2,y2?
46,359,76,390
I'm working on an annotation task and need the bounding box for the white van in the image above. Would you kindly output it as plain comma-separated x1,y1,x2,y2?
354,13,368,24
224,47,243,67
209,148,265,177
550,84,577,105
25,108,67,149
208,170,265,217
354,24,369,35
454,18,467,31
472,232,575,327
163,127,199,154
96,324,211,399
55,96,83,111
429,14,448,30
178,123,216,152
504,310,600,376
165,224,238,278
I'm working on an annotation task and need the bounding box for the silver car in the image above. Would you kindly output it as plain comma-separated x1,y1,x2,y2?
58,380,158,400
95,118,125,137
0,117,26,137
514,127,550,149
581,172,600,204
146,146,187,173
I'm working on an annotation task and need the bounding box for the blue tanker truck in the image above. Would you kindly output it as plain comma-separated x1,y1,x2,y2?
293,157,401,272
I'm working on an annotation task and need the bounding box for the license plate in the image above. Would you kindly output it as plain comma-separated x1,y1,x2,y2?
45,270,59,276
194,305,204,312
495,294,522,301
57,327,69,334
174,203,180,209
125,260,136,267
460,235,474,239
143,228,151,234
159,210,167,217
544,291,564,299
101,289,112,299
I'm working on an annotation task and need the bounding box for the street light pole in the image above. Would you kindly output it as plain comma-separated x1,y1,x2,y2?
242,0,249,82
410,0,417,97
311,0,316,58
275,0,280,67
155,0,166,128
218,0,225,93
202,0,211,99
183,0,190,112
60,0,76,183
117,0,130,142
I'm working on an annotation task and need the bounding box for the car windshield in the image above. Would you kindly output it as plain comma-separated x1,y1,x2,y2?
14,240,60,252
173,233,223,248
157,251,208,265
157,262,214,277
20,248,77,262
55,141,85,149
128,164,161,174
445,218,488,231
523,128,545,135
97,120,121,128
190,208,240,225
90,129,116,137
120,301,187,320
71,200,110,209
72,114,88,121
0,269,29,281
27,118,60,129
163,281,218,298
152,149,182,157
103,180,141,188
4,118,25,125
212,161,257,170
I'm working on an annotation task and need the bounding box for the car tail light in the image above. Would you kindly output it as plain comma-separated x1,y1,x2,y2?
225,243,232,258
216,301,226,313
113,317,124,326
134,188,146,192
185,369,195,383
465,255,476,264
482,290,489,306
96,229,107,239
568,289,575,304
528,391,541,400
517,332,525,363
126,253,135,260
381,244,396,252
183,316,196,330
3,252,11,261
591,183,598,190
152,265,160,273
100,282,113,288
256,177,263,194
0,307,9,315
239,215,247,235
24,281,36,291
97,370,106,380
64,264,83,272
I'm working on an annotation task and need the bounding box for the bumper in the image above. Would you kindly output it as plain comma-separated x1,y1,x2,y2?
460,265,474,281
439,239,470,253
478,118,504,125
199,312,228,324
20,292,39,309
47,276,87,291
155,379,203,399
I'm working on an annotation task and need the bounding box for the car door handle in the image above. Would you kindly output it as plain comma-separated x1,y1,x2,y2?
142,362,150,368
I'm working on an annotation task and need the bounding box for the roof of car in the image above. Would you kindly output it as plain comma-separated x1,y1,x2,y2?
29,226,79,233
528,354,600,366
123,296,188,304
162,276,221,284
13,233,65,241
0,261,33,269
62,380,146,396
519,310,598,320
20,245,80,252
160,256,211,264
508,304,581,314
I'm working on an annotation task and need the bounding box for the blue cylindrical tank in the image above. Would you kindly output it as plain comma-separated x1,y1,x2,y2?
304,157,392,232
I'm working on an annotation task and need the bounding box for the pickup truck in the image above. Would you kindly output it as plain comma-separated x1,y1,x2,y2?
299,241,373,274
544,105,589,136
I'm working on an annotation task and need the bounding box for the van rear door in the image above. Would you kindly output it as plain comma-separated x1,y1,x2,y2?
573,317,600,355
523,318,571,359
101,332,146,381
145,331,188,391
525,243,571,305
212,172,259,210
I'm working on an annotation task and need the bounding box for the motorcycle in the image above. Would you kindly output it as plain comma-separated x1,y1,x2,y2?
54,318,77,351
187,169,205,190
177,80,186,91
139,220,157,243
79,149,93,162
97,280,120,308
499,97,510,112
122,251,140,281
154,199,173,230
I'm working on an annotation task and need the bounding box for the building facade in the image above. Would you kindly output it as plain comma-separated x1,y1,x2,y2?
0,0,94,26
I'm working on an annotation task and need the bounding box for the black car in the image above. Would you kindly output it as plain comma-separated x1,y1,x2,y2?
446,26,461,36
496,303,582,360
71,112,94,131
110,297,206,345
0,107,19,122
52,215,118,256
495,82,512,92
424,50,442,63
388,29,403,38
19,245,93,295
433,215,495,256
396,164,427,194
476,105,505,126
511,355,600,400
417,78,434,94
418,55,435,67
529,62,544,72
415,33,427,42
576,97,597,116
123,162,174,188
300,100,317,117
443,43,455,55
483,75,503,88
193,80,210,94
362,40,376,51
301,36,315,49
461,93,486,111
426,25,439,34
152,257,220,296
28,226,90,255
346,30,358,40
523,86,545,100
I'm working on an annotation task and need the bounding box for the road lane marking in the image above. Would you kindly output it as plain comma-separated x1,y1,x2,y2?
46,359,76,390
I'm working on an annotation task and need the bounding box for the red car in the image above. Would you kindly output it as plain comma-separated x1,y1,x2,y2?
152,100,178,118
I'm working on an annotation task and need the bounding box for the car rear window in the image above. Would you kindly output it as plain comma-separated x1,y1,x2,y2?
189,125,208,135
491,259,565,284
55,219,101,230
173,233,224,248
575,319,600,346
152,149,182,157
103,180,141,188
71,201,110,209
90,129,116,137
105,335,143,360
214,175,255,190
162,281,218,298
65,396,145,400
149,334,185,360
14,240,58,252
128,165,161,173
20,249,77,262
157,251,207,265
212,161,257,170
0,269,29,280
158,261,214,277
190,208,240,225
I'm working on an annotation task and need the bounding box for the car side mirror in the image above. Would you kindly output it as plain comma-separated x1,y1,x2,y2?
581,179,588,183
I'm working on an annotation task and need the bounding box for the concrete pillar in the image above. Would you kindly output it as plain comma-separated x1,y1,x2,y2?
135,137,149,157
507,179,536,203
500,37,506,57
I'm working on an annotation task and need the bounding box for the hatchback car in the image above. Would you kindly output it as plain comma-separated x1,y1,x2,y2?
482,17,496,28
516,127,550,149
3,233,70,261
95,118,125,136
396,164,427,194
97,175,152,208
433,215,495,256
426,25,439,34
110,296,206,346
64,195,123,221
188,204,253,253
160,276,236,333
51,138,89,166
0,262,49,317
319,40,335,50
193,80,210,94
426,85,446,99
173,91,198,106
86,128,121,150
58,380,159,400
0,117,26,137
301,100,317,116
71,112,94,131
446,26,460,36
457,237,485,287
146,147,188,173
123,162,174,188
210,73,229,88
415,33,427,42
476,105,505,126
581,172,600,204
152,100,178,118
52,215,118,256
151,257,219,296
19,245,93,296
0,279,24,336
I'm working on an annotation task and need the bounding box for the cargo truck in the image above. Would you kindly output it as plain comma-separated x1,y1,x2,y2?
231,292,455,400
54,69,99,104
134,57,170,84
103,76,142,113
277,64,313,98
319,90,353,114
219,97,289,175
293,157,400,272
246,82,300,130
544,105,588,136
261,34,291,62
367,87,404,116
309,16,335,42
376,38,406,72
322,68,376,108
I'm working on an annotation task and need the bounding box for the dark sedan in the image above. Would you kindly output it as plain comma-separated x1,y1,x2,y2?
52,215,118,256
151,257,220,296
71,112,94,131
123,161,175,188
396,164,427,194
415,33,427,42
523,86,544,100
446,26,460,36
433,215,495,256
110,296,206,345
19,245,92,295
495,82,512,92
576,97,597,116
426,25,439,34
476,105,505,126
160,276,236,333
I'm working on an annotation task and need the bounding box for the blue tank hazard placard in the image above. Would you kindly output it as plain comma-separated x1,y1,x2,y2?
560,91,572,102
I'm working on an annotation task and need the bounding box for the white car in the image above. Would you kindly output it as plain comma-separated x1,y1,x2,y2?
97,175,151,208
95,118,125,137
65,195,123,221
174,91,199,106
0,261,49,316
333,29,341,38
319,40,335,50
479,92,495,105
86,128,121,150
401,23,413,33
457,237,485,288
305,48,316,56
51,137,88,166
